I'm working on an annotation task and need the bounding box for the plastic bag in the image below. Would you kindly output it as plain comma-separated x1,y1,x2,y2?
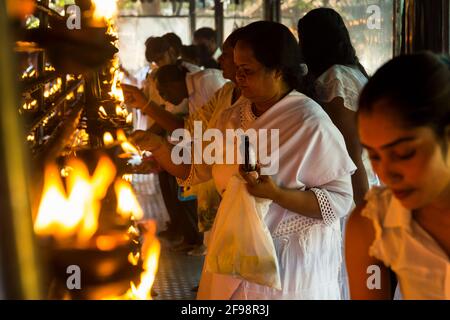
206,175,281,289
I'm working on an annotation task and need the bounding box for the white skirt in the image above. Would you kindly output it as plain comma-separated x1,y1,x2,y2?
198,215,343,300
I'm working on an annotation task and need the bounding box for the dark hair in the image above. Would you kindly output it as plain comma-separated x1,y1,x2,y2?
162,32,183,57
180,44,219,69
236,21,303,91
193,27,216,42
154,64,188,85
197,44,220,69
223,27,243,49
359,52,450,139
297,8,369,79
144,36,170,63
180,45,201,65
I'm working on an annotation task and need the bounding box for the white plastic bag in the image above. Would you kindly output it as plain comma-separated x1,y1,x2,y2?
206,175,281,289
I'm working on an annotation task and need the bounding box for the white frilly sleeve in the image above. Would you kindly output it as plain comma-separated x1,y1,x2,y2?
314,65,366,112
310,174,354,226
360,187,392,264
280,97,357,225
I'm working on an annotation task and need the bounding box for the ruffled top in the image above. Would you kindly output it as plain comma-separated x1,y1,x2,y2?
362,187,450,299
315,64,379,187
315,64,367,112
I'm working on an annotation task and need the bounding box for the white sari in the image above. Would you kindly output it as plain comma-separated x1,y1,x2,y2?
180,90,356,299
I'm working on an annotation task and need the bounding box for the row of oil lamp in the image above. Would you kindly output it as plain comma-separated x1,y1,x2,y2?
20,64,55,80
21,72,84,113
35,135,160,299
26,0,160,299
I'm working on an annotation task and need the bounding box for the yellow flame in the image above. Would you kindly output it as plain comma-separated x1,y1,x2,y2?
22,69,36,79
103,132,114,146
34,164,83,239
128,252,140,266
122,174,133,183
92,0,117,21
110,71,124,102
107,23,118,37
34,156,116,244
103,221,160,300
91,156,116,199
108,53,124,102
112,57,120,69
64,158,102,243
116,129,127,142
128,221,160,300
115,105,123,116
72,129,90,147
22,99,37,110
114,179,143,220
66,92,75,101
116,129,140,156
126,113,133,124
43,79,63,99
98,106,108,117
60,166,73,178
120,141,139,155
127,225,139,237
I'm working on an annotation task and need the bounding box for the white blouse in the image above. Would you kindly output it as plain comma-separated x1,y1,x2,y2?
185,68,228,115
315,64,367,112
180,90,357,299
184,81,237,134
137,62,208,129
315,64,379,187
362,187,450,299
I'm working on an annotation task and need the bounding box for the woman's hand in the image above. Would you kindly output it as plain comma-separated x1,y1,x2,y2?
129,130,165,152
239,164,323,218
239,164,280,200
122,84,147,109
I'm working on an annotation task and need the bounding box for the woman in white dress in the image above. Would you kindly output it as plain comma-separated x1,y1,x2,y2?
298,8,379,205
131,21,356,299
297,8,381,299
346,53,450,299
